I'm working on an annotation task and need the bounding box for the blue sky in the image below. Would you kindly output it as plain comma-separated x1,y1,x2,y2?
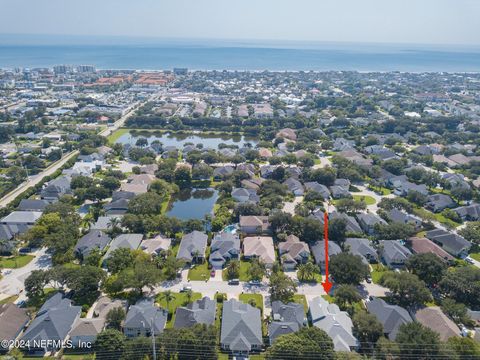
1,0,479,45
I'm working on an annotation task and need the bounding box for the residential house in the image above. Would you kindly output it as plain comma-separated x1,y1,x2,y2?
17,199,49,212
329,185,352,199
304,182,330,200
241,178,263,190
213,166,234,180
74,230,111,258
140,235,172,256
92,296,128,319
174,297,216,329
90,215,122,231
357,213,387,235
278,235,310,270
309,297,358,352
220,299,263,355
330,211,363,234
276,128,297,141
103,233,143,262
177,231,208,264
345,238,378,264
333,138,355,151
243,236,276,268
414,307,460,341
426,194,456,213
120,174,155,194
426,229,471,257
231,188,259,204
453,203,480,221
239,216,271,235
0,304,29,352
124,299,168,338
311,240,342,271
209,232,240,269
40,176,72,201
407,237,455,263
387,208,422,230
69,318,104,348
21,293,81,355
366,297,413,341
269,301,305,344
283,177,304,196
104,198,130,215
380,240,412,268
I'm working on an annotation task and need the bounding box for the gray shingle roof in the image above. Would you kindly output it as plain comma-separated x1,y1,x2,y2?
221,299,262,352
125,299,167,335
22,293,81,349
177,231,208,262
74,230,111,257
173,297,216,329
366,297,412,341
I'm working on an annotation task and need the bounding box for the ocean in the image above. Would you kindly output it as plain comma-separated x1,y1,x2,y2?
0,36,479,72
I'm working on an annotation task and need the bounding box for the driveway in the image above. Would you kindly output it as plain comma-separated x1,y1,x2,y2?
283,196,304,215
0,248,51,302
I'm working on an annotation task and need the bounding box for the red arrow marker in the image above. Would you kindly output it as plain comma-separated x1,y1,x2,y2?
322,211,333,293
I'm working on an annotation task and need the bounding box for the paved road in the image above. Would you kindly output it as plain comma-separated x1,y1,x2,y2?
283,196,304,215
0,150,79,208
0,248,51,302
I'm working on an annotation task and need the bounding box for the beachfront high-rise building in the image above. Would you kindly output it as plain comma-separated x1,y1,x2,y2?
77,65,96,73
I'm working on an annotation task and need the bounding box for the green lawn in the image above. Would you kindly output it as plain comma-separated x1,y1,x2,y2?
371,263,389,284
470,253,480,261
292,294,308,313
0,295,18,305
0,255,34,268
368,185,392,196
188,262,211,281
239,293,264,314
156,291,202,327
353,195,376,205
222,260,251,281
107,128,128,144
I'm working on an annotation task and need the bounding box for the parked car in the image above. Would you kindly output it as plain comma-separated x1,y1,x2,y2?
180,284,192,292
210,270,216,277
228,279,240,285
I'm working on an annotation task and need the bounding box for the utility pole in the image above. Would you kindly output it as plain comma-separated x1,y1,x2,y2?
151,316,157,360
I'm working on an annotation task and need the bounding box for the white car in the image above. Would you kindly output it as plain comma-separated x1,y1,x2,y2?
180,284,192,292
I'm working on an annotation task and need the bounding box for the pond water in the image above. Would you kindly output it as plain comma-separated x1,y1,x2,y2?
166,188,219,220
116,131,258,149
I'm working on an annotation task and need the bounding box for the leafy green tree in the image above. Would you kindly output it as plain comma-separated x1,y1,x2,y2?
352,310,384,345
380,271,431,308
159,290,176,314
440,298,471,325
174,166,192,188
106,248,135,274
335,198,367,214
248,258,266,281
406,253,447,287
329,218,347,249
334,284,361,312
84,248,103,266
439,266,480,308
458,221,480,243
95,329,126,360
128,192,163,215
269,271,297,303
25,270,48,301
266,327,335,360
330,253,369,285
106,307,126,330
396,322,441,360
447,336,480,359
374,222,415,240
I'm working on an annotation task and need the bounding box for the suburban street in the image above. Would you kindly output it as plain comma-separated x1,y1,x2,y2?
0,248,51,302
0,150,79,208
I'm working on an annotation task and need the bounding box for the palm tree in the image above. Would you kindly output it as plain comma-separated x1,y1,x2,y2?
107,217,121,237
185,289,193,305
226,260,240,279
159,290,175,314
297,263,307,282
